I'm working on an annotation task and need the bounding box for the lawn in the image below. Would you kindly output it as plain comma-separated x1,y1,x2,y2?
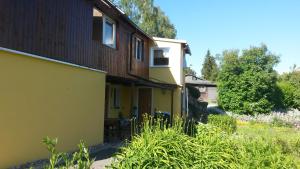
237,120,300,168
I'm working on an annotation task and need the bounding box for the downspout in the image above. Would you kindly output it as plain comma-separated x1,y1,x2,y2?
186,87,189,118
171,89,174,125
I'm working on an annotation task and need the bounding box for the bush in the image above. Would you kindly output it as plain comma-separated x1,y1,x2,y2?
110,117,296,169
218,45,279,115
277,82,296,108
208,115,237,133
278,70,300,110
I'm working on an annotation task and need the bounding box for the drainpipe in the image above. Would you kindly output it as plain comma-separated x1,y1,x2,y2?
171,89,174,125
186,87,189,118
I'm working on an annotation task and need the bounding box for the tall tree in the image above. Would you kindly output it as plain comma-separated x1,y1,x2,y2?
201,50,218,81
218,45,280,114
112,0,176,38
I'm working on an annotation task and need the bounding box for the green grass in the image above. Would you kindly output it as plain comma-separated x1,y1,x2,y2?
237,120,300,168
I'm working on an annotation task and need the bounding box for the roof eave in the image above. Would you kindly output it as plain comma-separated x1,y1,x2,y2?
104,0,154,41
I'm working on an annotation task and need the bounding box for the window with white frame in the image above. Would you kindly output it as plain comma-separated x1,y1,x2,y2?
135,38,144,61
103,16,116,48
152,48,169,66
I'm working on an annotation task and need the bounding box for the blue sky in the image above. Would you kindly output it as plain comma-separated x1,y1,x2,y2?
155,0,300,75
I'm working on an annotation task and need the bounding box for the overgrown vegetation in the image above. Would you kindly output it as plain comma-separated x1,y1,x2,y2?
109,116,298,168
41,137,94,169
237,120,300,167
271,117,294,128
208,114,237,133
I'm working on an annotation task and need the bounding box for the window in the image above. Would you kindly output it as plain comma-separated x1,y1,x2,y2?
135,38,144,61
111,87,120,108
103,16,116,48
92,7,117,48
152,48,169,66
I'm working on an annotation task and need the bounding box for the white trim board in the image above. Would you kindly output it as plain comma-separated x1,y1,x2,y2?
0,47,107,74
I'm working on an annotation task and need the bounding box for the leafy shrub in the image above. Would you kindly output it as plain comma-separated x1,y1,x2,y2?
271,117,293,128
42,137,94,169
278,70,300,110
208,114,237,133
218,45,279,115
277,81,297,109
187,85,200,99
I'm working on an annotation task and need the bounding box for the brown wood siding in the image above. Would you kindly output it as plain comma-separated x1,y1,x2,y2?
0,0,150,79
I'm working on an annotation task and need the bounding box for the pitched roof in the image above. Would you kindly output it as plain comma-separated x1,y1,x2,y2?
153,37,191,55
185,75,217,87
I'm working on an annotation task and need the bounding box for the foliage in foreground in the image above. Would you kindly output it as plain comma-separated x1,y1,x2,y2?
42,137,93,169
208,114,237,133
237,120,300,166
109,117,297,169
217,44,279,115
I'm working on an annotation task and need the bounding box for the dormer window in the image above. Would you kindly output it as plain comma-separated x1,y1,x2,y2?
151,47,170,66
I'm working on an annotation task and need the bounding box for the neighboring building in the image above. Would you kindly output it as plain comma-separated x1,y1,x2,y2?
0,0,191,167
185,75,217,103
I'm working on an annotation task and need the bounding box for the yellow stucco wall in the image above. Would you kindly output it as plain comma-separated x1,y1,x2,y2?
150,67,178,85
108,85,133,118
153,88,172,113
173,88,182,117
0,49,106,168
153,87,182,117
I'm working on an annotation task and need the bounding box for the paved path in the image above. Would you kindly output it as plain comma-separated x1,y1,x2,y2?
91,158,113,169
90,142,122,169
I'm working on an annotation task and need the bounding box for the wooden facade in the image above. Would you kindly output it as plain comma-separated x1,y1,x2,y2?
0,0,151,79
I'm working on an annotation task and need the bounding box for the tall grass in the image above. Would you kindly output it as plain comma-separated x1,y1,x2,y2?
109,115,297,168
208,114,237,133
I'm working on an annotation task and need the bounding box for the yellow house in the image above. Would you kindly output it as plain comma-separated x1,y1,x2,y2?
0,0,191,168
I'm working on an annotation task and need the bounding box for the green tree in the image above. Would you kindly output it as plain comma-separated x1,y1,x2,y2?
112,0,176,38
278,67,300,109
184,65,196,76
201,50,219,81
218,45,280,115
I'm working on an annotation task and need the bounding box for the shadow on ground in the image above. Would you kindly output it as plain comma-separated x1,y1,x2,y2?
91,142,123,161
